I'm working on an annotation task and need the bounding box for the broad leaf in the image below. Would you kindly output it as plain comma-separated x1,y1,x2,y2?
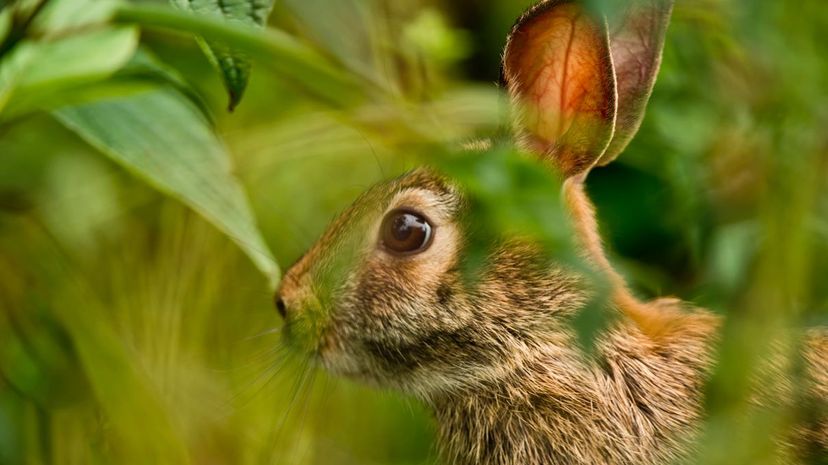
31,0,120,35
54,89,280,283
0,26,138,118
171,0,275,110
3,48,209,119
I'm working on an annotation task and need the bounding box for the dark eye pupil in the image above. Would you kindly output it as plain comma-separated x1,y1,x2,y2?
381,210,433,254
392,216,413,241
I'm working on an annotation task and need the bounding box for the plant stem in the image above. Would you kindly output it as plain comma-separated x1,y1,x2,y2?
112,3,372,109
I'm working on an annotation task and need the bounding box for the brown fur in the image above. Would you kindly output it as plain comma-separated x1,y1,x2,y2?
275,1,827,463
277,168,826,464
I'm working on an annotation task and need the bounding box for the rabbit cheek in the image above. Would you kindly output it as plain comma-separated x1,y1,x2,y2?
360,324,496,390
333,272,493,391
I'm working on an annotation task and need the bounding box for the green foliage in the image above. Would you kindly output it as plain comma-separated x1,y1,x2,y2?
433,146,575,274
433,145,615,353
116,2,372,107
0,1,133,117
55,89,278,281
170,0,275,110
1,0,282,282
0,0,826,464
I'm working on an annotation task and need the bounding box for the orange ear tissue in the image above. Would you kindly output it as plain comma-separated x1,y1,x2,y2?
503,1,616,176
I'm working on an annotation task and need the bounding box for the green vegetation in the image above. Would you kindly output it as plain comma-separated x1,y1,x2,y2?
0,0,825,464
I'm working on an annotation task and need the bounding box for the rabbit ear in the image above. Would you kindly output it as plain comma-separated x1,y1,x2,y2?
597,0,674,166
502,0,617,177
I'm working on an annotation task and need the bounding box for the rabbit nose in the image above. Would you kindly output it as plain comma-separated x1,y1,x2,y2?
274,294,287,319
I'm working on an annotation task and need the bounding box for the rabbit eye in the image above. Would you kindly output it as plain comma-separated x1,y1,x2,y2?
380,209,433,255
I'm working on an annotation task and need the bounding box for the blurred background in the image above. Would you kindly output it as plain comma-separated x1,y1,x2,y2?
1,0,826,464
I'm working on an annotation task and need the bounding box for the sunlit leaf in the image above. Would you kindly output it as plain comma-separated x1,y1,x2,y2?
17,47,211,121
31,0,119,35
0,26,138,118
171,0,275,110
54,88,280,283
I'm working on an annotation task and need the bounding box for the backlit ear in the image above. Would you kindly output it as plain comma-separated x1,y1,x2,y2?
598,0,674,166
503,0,617,177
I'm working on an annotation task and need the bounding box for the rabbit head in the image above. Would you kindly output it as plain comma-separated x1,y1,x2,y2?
275,0,675,399
276,166,589,396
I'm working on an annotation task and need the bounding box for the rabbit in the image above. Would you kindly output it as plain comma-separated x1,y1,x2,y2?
274,0,828,464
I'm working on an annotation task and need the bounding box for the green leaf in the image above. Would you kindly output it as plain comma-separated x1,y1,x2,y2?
54,88,280,284
31,0,119,35
114,3,367,109
0,26,138,118
0,8,11,44
171,0,275,111
16,46,212,120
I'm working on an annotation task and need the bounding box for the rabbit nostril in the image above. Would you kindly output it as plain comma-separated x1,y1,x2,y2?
275,295,287,319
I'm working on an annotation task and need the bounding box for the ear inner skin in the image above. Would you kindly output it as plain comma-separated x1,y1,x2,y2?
599,0,674,165
502,0,676,172
503,0,617,177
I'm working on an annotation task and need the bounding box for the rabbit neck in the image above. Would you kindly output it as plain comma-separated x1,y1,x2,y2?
562,178,692,338
429,313,717,465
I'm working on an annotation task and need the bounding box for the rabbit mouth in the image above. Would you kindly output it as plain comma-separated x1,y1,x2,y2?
316,337,378,382
315,328,421,388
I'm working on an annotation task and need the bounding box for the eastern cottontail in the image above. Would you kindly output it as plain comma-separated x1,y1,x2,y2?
275,1,828,463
